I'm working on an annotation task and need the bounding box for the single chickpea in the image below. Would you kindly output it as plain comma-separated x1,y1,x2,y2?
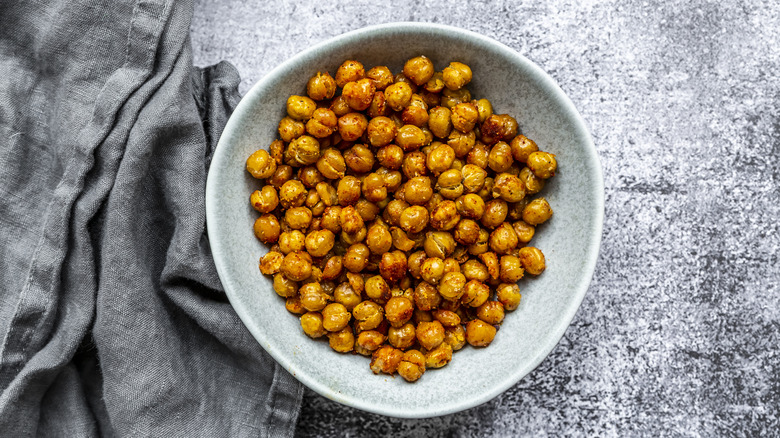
299,282,330,311
259,251,284,275
353,300,384,331
322,255,343,281
467,141,490,169
376,144,404,169
344,144,375,174
426,143,456,176
427,106,453,139
321,303,351,332
399,206,430,234
492,172,526,203
420,257,446,285
285,135,320,167
447,129,476,157
477,301,505,325
474,98,493,123
526,151,558,179
383,200,408,227
337,176,362,206
343,243,370,273
436,169,464,200
278,230,305,254
380,251,407,284
253,214,280,244
273,273,298,298
403,176,433,206
355,330,386,356
461,164,487,194
385,297,414,328
488,141,514,173
277,180,305,209
384,81,413,111
366,116,398,148
304,229,335,258
398,350,426,382
453,219,480,246
285,297,305,314
250,186,279,214
402,94,430,127
320,206,342,234
519,246,546,275
489,222,519,255
395,124,427,151
512,220,536,244
246,149,277,179
444,325,467,351
328,327,355,353
441,87,471,109
517,166,544,194
499,254,525,283
465,319,496,347
414,281,442,311
402,151,428,179
329,95,351,117
337,112,368,142
429,200,460,230
286,95,317,120
478,251,500,280
481,199,508,229
278,117,305,142
366,66,394,90
496,283,522,311
339,205,365,235
423,231,456,259
299,167,325,189
335,60,365,87
370,345,404,375
300,312,327,338
442,61,472,90
455,193,485,220
306,71,337,100
451,102,479,133
416,320,445,350
461,280,489,308
316,148,346,180
403,55,435,85
461,258,489,282
342,78,376,111
280,251,313,282
522,198,553,225
438,271,466,301
509,134,539,163
366,222,393,254
432,309,461,327
268,140,285,164
367,91,390,118
467,228,490,256
304,108,337,138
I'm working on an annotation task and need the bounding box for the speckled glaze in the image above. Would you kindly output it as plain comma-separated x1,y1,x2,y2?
205,22,603,418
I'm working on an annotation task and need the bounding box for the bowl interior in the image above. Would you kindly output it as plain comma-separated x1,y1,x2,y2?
206,23,603,418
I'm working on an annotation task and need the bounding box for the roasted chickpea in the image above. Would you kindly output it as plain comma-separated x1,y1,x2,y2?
344,144,375,174
299,282,329,311
364,117,396,148
321,302,351,332
415,320,444,350
519,246,546,275
440,87,470,109
467,141,490,169
375,144,404,170
320,206,342,234
246,149,277,179
465,319,496,347
395,124,427,151
343,243,369,273
526,151,558,179
474,98,493,123
478,251,500,280
385,297,414,328
278,230,305,254
443,325,466,351
337,112,368,142
335,60,365,87
402,55,434,86
461,259,489,282
387,323,416,349
366,222,392,254
286,95,317,120
481,199,508,229
399,206,429,234
253,214,280,244
284,206,312,230
285,296,305,314
250,186,278,214
328,327,355,353
459,165,486,195
278,117,305,142
384,81,413,111
417,257,444,285
522,197,553,225
461,280,489,308
259,251,284,275
447,129,476,157
452,219,479,246
366,65,394,90
402,176,433,205
455,193,485,220
432,309,461,327
488,141,514,173
366,91,389,118
442,61,472,90
305,107,338,138
383,199,409,226
498,254,523,283
322,255,343,281
518,166,545,195
280,251,313,282
429,200,460,230
402,151,428,179
423,231,456,259
300,312,326,338
272,272,298,298
451,102,479,132
356,330,386,356
489,222,519,255
337,176,362,206
329,95,351,117
277,180,304,209
509,134,539,163
475,301,504,325
508,221,533,245
306,71,337,100
285,135,320,167
436,169,464,200
426,107,452,140
438,271,466,301
314,149,344,180
409,281,438,311
401,94,430,127
398,350,426,382
339,205,364,235
342,78,376,111
370,345,403,374
425,144,454,176
492,173,526,203
353,300,384,331
467,228,490,256
497,283,522,311
380,251,407,284
303,229,335,257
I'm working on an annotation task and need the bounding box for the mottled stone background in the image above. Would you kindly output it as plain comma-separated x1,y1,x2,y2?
191,0,779,435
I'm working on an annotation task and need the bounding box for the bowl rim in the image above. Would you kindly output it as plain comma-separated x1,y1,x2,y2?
206,21,604,418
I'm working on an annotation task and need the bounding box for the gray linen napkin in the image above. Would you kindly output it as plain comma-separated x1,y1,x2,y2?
0,0,303,436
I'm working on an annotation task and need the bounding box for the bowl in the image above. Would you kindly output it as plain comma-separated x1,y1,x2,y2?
206,22,604,418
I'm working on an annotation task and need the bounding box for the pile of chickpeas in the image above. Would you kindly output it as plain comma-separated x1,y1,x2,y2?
247,56,557,383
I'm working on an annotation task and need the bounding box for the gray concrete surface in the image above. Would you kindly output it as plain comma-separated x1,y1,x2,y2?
191,1,780,435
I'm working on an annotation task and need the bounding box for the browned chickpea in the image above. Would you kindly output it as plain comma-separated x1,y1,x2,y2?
465,319,496,347
387,323,415,349
278,116,305,143
278,230,305,254
320,205,342,233
297,167,323,189
405,250,426,279
478,251,500,280
321,302,351,332
401,55,434,86
328,327,355,353
466,141,490,169
467,228,490,256
460,279,488,308
519,166,545,195
519,246,546,275
416,257,443,285
343,243,369,273
416,320,445,350
361,275,389,305
499,254,525,283
385,296,414,328
305,107,338,138
492,172,526,203
436,169,464,200
299,282,330,311
284,206,312,230
429,200,460,231
259,251,284,275
447,129,476,157
481,199,508,229
426,143,455,176
339,205,364,235
409,282,438,311
402,151,428,179
423,231,456,259
489,222,519,255
395,124,426,151
253,214,280,244
322,255,343,281
401,94,430,127
509,134,539,163
461,259,489,282
246,149,277,179
442,61,472,90
250,186,278,214
366,65,394,90
335,60,365,87
420,90,441,108
370,345,403,374
478,176,494,201
438,271,466,301
337,112,368,142
379,251,407,284
272,272,298,298
366,222,392,254
384,81,413,111
475,301,503,325
366,91,390,118
460,164,487,195
285,296,305,314
402,176,433,206
353,300,384,331
496,283,522,311
329,95,351,117
342,78,376,111
471,98,492,123
383,199,409,227
267,140,285,165
455,193,485,220
376,144,404,170
364,117,395,149
431,309,460,327
315,148,345,180
395,349,426,382
278,180,306,209
510,221,534,244
453,219,480,246
522,197,553,225
427,106,453,139
306,71,336,100
488,141,514,173
356,330,386,356
440,87,470,109
342,145,373,175
285,135,320,167
337,176,362,206
399,206,429,234
300,312,326,338
451,102,479,133
303,229,334,258
286,95,317,121
280,251,313,282
526,151,558,179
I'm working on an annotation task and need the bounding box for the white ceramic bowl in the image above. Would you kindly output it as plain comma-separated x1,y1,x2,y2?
206,22,603,418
